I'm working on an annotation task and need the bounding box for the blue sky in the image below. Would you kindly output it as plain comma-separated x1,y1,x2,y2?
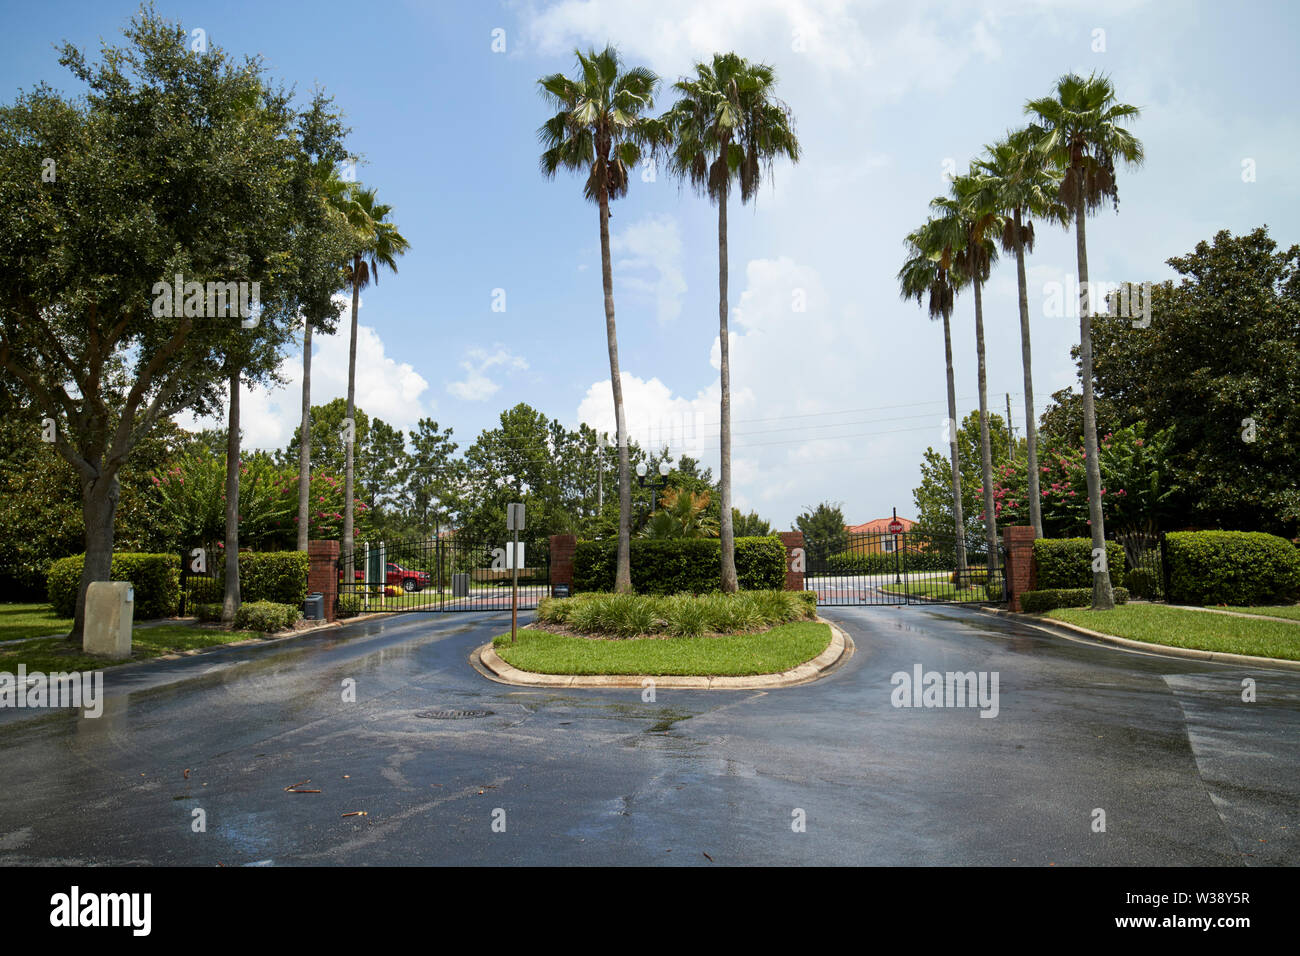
4,0,1298,528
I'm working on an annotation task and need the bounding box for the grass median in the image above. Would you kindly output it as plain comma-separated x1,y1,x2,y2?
0,603,265,672
1046,604,1300,662
492,620,832,676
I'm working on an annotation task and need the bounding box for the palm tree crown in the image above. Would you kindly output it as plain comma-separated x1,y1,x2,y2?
662,52,800,202
1025,72,1144,215
537,46,667,202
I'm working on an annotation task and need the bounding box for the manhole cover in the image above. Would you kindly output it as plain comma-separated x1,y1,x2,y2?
415,709,493,719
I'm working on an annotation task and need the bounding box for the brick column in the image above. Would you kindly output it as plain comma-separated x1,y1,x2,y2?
779,531,805,592
549,534,577,592
1003,525,1038,612
308,539,340,622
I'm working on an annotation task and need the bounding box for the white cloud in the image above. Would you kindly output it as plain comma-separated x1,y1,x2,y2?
175,293,432,449
447,345,529,402
609,213,687,324
575,256,934,524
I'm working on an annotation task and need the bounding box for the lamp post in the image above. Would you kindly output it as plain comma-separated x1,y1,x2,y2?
636,461,671,523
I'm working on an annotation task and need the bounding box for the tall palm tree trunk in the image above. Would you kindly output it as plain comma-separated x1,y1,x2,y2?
296,321,313,552
973,279,998,569
1074,202,1115,609
599,189,633,593
222,369,242,624
1014,209,1044,539
942,309,967,571
717,183,737,592
343,261,360,583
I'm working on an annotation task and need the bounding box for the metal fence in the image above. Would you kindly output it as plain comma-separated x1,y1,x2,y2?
336,535,550,614
803,530,1006,607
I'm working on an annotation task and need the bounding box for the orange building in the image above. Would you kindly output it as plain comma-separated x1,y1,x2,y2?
843,517,917,553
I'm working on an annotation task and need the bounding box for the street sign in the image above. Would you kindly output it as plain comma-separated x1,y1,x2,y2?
888,519,904,535
506,502,525,531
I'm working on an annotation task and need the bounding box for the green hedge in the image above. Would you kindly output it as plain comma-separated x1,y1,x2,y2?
234,600,301,632
825,548,950,574
184,551,309,607
1165,531,1300,606
572,537,786,595
535,589,815,638
1033,539,1126,590
1021,587,1130,613
47,553,181,619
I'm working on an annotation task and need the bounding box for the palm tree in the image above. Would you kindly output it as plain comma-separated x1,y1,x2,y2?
973,128,1069,540
298,162,356,552
638,487,720,539
341,185,410,577
899,220,968,571
662,52,800,593
1027,73,1143,610
538,46,668,594
932,172,1004,570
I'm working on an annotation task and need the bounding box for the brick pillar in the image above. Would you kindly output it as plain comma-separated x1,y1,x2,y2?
308,539,340,622
779,531,805,592
1003,525,1037,612
549,534,577,592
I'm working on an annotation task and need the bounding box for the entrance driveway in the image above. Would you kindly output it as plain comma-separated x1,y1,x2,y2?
0,605,1295,865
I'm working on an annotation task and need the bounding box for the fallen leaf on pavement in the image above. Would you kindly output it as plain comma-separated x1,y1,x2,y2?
341,811,367,818
702,852,713,862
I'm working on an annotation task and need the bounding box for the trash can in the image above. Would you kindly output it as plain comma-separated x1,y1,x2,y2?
304,592,324,621
452,573,470,597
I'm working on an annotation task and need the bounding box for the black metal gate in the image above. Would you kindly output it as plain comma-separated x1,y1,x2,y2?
336,535,550,614
802,529,1006,607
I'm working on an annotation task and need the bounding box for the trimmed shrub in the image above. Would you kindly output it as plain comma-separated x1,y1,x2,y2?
572,536,785,594
1124,567,1161,600
1033,539,1126,590
1021,587,1130,614
536,589,813,638
337,594,363,618
1165,530,1300,606
826,548,949,574
233,600,301,632
47,553,181,619
192,603,224,623
237,551,309,606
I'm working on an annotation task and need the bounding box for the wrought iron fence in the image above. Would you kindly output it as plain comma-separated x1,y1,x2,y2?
336,535,550,614
803,530,1006,606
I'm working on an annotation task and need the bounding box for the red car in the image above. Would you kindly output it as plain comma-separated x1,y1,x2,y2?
341,562,431,592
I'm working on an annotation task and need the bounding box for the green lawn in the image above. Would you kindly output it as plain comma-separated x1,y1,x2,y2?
1047,604,1300,662
1222,605,1300,624
0,624,262,672
0,603,75,642
0,603,265,671
492,620,832,676
882,579,992,603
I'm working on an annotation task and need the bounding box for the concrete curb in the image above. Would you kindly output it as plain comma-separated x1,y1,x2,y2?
473,619,853,689
979,606,1300,673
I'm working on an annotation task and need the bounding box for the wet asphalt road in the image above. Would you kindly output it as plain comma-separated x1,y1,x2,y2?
0,605,1297,866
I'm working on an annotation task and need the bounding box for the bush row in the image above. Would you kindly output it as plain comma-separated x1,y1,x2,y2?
572,537,786,594
824,548,950,574
1033,539,1126,590
183,551,309,607
1021,587,1130,613
535,589,817,638
1164,531,1300,606
47,553,180,619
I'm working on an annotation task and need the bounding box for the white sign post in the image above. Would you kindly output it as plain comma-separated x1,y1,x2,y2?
507,503,524,643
